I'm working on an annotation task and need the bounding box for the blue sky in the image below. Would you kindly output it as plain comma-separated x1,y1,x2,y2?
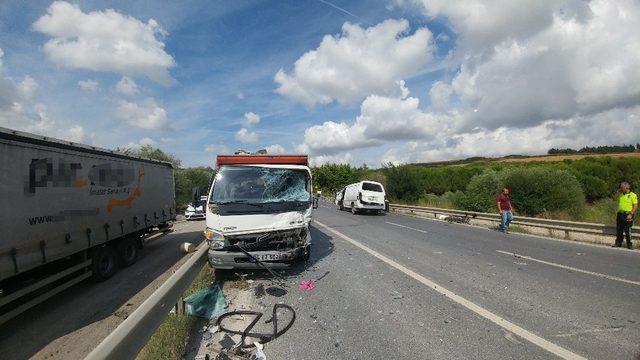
1,1,639,167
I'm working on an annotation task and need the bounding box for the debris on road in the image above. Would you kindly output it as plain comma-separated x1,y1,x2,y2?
216,303,296,349
250,342,266,360
390,290,403,299
265,286,287,297
181,242,195,253
254,284,266,298
299,280,315,291
185,283,227,320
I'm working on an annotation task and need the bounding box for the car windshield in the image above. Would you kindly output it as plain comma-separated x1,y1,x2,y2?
211,166,311,204
362,182,383,192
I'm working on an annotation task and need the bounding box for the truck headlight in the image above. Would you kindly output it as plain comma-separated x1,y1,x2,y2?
211,240,225,249
203,228,225,249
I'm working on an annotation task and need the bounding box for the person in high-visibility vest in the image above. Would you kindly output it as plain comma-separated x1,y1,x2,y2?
613,182,638,249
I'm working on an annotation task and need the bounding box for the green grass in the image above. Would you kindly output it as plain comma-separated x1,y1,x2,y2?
136,264,215,360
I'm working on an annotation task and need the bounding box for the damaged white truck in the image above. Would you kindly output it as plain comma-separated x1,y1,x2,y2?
204,154,317,270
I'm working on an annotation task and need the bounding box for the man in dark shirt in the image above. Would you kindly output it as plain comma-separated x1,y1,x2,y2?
497,187,513,233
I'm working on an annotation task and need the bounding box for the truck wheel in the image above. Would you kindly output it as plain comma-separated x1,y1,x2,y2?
351,203,358,215
117,237,138,267
91,245,119,281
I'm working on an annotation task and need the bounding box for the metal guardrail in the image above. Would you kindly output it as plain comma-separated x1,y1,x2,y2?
85,243,208,360
389,204,639,239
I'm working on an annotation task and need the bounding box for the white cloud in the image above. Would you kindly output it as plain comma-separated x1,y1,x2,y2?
204,144,228,154
299,93,452,155
33,1,175,84
18,76,38,99
265,144,286,154
384,106,640,164
78,79,99,92
0,50,88,143
428,81,452,112
405,0,587,54
236,92,245,100
275,19,433,105
243,112,260,127
116,76,139,96
116,98,168,129
304,0,639,166
310,152,354,166
448,0,640,130
68,125,86,142
122,137,156,150
235,128,258,143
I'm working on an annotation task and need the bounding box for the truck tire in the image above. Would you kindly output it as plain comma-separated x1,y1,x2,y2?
117,237,138,267
91,245,119,281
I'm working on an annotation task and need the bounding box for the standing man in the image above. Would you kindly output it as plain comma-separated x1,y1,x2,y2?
614,182,637,249
497,187,514,233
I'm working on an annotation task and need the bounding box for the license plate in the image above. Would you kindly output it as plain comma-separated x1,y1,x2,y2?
254,253,291,261
368,197,376,201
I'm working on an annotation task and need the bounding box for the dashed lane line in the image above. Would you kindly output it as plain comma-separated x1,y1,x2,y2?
315,220,586,360
496,250,640,286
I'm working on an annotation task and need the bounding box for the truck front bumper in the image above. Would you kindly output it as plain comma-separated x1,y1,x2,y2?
208,245,308,270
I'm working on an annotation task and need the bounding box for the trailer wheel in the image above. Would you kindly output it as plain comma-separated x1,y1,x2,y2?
117,237,138,267
91,245,119,281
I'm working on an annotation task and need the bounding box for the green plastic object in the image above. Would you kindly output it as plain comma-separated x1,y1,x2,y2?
184,283,226,320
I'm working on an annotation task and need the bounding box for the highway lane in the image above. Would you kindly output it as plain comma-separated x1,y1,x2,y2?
0,219,206,360
245,201,640,359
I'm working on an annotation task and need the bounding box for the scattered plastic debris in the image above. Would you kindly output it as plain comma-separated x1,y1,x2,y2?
299,280,315,291
254,284,266,298
180,242,195,253
250,342,266,360
218,334,236,350
184,283,227,320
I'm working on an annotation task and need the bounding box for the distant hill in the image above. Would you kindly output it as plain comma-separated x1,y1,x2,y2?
409,151,640,168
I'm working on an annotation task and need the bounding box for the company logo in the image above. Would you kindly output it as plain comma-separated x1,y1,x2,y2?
107,167,145,212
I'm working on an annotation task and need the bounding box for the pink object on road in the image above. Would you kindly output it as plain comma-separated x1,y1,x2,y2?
299,280,315,291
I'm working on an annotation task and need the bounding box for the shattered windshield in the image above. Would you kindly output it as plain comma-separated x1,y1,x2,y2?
211,166,311,204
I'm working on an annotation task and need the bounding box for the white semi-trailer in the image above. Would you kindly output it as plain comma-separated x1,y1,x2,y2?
0,127,175,324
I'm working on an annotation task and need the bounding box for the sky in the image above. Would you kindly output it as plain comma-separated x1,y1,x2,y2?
0,0,639,167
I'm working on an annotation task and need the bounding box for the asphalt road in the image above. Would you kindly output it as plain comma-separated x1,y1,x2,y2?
0,219,205,360
227,201,640,360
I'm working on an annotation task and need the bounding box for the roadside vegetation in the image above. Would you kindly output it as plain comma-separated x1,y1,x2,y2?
137,265,215,360
312,151,640,225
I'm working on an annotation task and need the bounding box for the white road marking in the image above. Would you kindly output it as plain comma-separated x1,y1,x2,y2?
386,221,430,233
496,250,640,286
315,220,586,360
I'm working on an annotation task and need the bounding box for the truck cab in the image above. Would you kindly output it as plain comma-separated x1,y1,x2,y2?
204,154,315,269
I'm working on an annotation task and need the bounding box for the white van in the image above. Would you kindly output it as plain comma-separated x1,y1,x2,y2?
341,181,386,214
